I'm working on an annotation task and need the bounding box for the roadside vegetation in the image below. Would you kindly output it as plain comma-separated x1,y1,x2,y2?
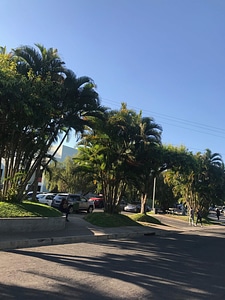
129,213,162,225
84,212,163,227
153,212,212,226
84,212,141,227
0,200,218,228
0,201,62,218
0,201,162,227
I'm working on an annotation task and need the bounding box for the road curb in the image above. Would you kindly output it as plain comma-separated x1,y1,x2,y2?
1,226,210,251
0,216,66,233
0,230,159,251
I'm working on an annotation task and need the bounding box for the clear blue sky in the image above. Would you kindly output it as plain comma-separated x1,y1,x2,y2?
1,0,225,159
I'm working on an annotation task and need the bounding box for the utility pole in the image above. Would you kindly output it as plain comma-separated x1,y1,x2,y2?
152,176,156,213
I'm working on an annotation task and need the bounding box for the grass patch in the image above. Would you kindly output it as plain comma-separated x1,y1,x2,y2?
129,213,162,225
84,212,162,227
0,201,62,218
148,211,188,221
174,214,213,225
150,212,213,226
84,212,142,227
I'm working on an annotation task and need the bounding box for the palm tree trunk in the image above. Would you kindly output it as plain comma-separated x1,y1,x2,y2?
43,128,70,169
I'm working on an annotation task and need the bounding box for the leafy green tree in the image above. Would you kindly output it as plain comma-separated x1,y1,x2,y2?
162,146,225,215
45,156,96,194
195,149,225,212
126,118,162,213
162,146,200,210
155,173,178,210
75,103,162,214
75,104,132,212
1,44,102,201
0,52,36,199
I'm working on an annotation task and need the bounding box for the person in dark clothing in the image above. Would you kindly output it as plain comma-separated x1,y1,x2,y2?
196,208,202,227
216,208,220,220
189,207,194,226
59,198,69,222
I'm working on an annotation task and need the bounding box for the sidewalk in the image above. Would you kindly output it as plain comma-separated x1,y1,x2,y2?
0,214,158,250
1,213,223,251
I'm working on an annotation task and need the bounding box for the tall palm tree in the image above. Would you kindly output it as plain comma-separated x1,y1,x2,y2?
13,44,103,144
5,44,67,199
130,116,162,213
197,149,224,210
4,44,103,201
202,149,223,168
12,43,66,81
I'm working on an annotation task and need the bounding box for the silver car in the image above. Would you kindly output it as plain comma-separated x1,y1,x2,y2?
51,193,95,213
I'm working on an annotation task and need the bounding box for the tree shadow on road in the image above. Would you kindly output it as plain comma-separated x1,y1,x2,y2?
5,231,225,300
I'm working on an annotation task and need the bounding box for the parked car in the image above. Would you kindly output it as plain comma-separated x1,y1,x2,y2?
88,196,104,208
36,193,56,206
124,203,151,213
26,191,41,200
124,203,140,213
119,199,127,211
51,193,95,213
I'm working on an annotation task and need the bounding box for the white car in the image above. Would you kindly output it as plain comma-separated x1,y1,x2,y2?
36,193,56,206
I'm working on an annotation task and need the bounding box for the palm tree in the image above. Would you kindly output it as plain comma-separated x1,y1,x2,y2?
76,103,163,214
2,44,103,201
202,149,223,168
1,44,67,199
197,149,225,210
12,43,66,81
129,116,162,213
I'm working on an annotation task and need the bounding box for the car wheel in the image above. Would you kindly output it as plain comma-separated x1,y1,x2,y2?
87,206,93,213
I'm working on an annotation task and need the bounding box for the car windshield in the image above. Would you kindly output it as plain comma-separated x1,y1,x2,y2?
58,194,68,198
69,195,81,201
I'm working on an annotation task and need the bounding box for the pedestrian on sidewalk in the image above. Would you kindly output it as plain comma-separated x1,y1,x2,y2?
216,208,220,220
59,198,70,222
189,207,195,226
196,208,202,227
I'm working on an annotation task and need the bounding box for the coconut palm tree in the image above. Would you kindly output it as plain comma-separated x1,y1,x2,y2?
12,43,66,81
197,149,225,209
2,44,103,201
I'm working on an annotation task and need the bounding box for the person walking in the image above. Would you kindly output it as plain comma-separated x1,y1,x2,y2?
189,207,195,226
216,208,220,220
196,208,202,227
59,198,70,222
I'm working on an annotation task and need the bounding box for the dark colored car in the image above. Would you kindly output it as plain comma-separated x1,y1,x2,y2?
124,202,151,213
119,200,127,211
51,193,95,213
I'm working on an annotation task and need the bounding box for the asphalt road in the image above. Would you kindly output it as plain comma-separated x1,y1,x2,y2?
1,225,225,300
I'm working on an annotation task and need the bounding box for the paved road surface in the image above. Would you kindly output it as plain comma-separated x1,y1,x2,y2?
1,222,225,300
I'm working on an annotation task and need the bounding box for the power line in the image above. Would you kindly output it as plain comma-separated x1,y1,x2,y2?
101,97,225,138
101,97,225,158
160,121,225,139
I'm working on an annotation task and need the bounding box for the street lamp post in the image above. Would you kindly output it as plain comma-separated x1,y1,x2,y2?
152,176,156,213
